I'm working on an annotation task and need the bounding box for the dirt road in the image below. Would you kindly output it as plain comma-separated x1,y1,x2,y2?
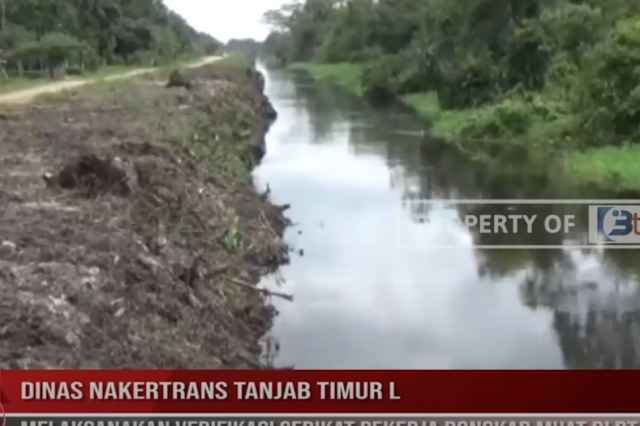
0,55,223,105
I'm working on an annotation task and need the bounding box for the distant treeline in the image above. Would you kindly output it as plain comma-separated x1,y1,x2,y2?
261,0,640,151
226,38,262,57
0,0,222,77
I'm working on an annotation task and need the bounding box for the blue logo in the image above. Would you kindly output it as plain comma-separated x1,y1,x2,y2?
595,206,640,243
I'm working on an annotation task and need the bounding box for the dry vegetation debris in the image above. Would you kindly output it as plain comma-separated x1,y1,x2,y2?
0,60,289,369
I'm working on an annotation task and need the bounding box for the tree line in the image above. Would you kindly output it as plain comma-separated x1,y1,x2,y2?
261,0,640,150
0,0,222,78
226,38,261,56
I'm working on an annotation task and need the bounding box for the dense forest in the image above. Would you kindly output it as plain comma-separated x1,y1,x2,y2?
261,0,640,188
0,0,221,77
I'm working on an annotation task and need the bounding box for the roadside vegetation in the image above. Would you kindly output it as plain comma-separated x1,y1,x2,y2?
262,0,640,192
0,0,222,86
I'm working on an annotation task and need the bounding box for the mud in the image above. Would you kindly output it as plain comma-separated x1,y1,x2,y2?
0,59,289,368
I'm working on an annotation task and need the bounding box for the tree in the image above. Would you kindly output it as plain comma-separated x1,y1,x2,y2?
38,32,84,76
1,0,222,75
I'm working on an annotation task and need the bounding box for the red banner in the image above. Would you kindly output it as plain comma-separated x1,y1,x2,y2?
0,370,637,414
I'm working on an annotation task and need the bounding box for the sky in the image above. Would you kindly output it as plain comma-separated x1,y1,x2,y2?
163,0,288,43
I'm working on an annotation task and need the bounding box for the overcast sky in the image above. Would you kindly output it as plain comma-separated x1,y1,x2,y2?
163,0,288,43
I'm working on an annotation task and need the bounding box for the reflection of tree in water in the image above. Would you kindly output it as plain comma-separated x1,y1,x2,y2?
477,249,567,279
401,136,640,368
400,135,640,276
289,72,364,143
518,248,640,368
414,138,563,200
602,249,640,279
554,309,640,368
458,180,640,367
395,137,568,226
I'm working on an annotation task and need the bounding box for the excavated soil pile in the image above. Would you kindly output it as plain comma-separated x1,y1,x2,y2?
0,60,289,368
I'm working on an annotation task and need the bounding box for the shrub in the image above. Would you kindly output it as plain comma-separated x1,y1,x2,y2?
460,97,533,141
360,55,397,105
437,58,502,109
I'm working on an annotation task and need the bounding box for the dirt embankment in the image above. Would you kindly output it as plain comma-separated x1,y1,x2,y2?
0,58,289,368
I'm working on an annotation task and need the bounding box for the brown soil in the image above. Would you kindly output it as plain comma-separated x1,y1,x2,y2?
0,59,289,369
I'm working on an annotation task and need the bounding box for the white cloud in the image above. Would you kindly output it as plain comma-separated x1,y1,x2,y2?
163,0,288,42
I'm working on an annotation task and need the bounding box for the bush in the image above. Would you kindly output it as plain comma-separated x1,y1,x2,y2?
360,55,397,105
460,97,533,141
391,45,439,94
545,52,580,90
167,68,192,88
437,59,502,109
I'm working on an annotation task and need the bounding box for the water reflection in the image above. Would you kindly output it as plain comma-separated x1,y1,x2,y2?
254,66,640,369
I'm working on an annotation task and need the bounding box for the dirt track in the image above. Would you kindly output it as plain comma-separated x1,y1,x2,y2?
0,55,223,105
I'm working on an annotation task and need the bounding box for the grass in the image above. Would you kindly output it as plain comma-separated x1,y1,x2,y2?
87,65,136,79
564,144,640,191
149,54,246,81
290,62,364,95
290,61,639,192
401,92,475,140
210,54,253,71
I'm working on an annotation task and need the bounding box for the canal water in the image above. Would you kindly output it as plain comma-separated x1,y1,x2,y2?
252,66,640,369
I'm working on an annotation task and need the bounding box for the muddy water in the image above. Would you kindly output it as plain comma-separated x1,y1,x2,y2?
253,66,640,369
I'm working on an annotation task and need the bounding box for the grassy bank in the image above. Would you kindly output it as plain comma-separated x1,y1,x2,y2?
290,62,637,192
0,56,289,368
290,62,364,96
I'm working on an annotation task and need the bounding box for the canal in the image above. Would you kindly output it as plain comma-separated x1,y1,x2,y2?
253,66,640,369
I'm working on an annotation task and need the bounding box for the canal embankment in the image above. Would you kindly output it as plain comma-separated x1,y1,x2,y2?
0,56,289,368
289,61,640,195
